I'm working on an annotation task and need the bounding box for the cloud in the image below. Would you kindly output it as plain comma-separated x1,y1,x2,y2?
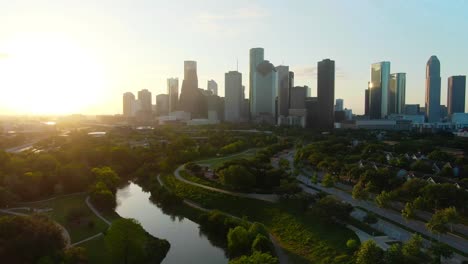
291,65,346,80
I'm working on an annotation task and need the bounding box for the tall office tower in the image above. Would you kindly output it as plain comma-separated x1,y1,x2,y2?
290,86,307,109
405,104,420,115
249,48,265,118
365,87,369,116
207,80,218,96
224,71,243,122
123,92,136,117
447,75,466,116
167,78,179,113
369,61,390,119
156,94,169,116
389,73,406,114
335,99,344,111
425,56,441,123
317,59,335,129
305,97,319,128
276,65,290,118
179,61,205,117
138,89,152,112
251,60,278,123
289,72,294,88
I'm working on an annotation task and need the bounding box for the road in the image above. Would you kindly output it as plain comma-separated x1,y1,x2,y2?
174,164,279,203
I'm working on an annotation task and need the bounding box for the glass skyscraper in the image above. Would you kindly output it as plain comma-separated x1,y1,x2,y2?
389,73,406,114
369,61,390,119
249,48,265,119
425,56,441,123
447,75,466,116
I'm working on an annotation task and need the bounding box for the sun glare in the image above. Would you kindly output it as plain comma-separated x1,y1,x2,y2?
0,33,107,114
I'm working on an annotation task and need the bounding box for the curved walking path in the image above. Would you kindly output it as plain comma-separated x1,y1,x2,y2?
174,164,279,203
85,196,111,226
157,174,288,264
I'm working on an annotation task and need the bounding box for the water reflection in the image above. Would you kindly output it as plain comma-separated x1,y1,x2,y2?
115,182,228,264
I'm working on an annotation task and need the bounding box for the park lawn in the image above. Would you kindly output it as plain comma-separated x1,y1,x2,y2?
196,148,258,168
79,235,113,264
19,193,109,243
161,174,358,264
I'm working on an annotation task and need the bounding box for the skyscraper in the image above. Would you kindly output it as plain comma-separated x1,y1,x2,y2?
335,99,344,111
224,71,242,122
123,92,135,117
389,73,406,114
179,61,205,117
156,94,169,116
138,89,152,113
425,56,441,123
249,48,265,119
167,78,179,113
290,86,307,109
276,65,290,118
369,61,390,119
365,88,369,116
317,59,335,129
207,80,218,96
447,75,466,116
251,60,277,123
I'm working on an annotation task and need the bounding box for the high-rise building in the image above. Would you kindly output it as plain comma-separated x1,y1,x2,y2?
179,61,206,117
251,60,277,123
156,94,169,116
317,59,335,129
365,88,369,116
249,48,265,119
369,61,390,119
389,73,406,114
276,65,290,118
305,97,319,128
447,75,466,116
123,92,135,117
335,99,344,111
207,80,218,96
290,86,307,109
138,89,152,113
167,78,179,113
405,104,420,115
425,56,441,123
224,71,243,122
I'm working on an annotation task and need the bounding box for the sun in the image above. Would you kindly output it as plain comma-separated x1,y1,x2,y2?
0,32,108,115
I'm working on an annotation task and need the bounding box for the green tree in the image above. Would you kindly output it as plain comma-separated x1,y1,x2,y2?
401,234,424,263
346,239,359,251
105,218,147,264
251,234,273,254
227,226,251,257
355,240,384,264
427,207,459,236
352,181,369,200
310,172,318,184
401,202,415,221
375,190,394,208
63,247,87,264
92,167,120,192
229,252,279,264
0,215,65,263
383,243,404,264
429,242,453,264
218,165,255,189
321,173,335,187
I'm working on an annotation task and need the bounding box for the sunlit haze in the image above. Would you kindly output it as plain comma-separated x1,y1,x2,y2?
1,0,468,115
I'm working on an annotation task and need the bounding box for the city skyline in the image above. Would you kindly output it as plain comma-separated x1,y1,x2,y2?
1,0,468,115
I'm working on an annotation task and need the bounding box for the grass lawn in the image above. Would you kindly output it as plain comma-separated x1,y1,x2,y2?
196,148,258,168
161,174,358,264
14,193,109,243
80,235,113,264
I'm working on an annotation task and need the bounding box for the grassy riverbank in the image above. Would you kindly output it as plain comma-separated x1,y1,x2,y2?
160,174,358,264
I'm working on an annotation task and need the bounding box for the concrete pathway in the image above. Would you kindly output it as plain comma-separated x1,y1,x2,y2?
85,196,111,226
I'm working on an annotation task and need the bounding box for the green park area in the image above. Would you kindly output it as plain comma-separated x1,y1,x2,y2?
196,148,258,168
160,173,358,264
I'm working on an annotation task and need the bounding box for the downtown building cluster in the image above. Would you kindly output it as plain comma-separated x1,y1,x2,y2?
357,55,467,132
121,51,467,132
122,47,338,129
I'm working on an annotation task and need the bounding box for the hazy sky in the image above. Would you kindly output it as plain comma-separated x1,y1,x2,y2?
0,0,467,115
